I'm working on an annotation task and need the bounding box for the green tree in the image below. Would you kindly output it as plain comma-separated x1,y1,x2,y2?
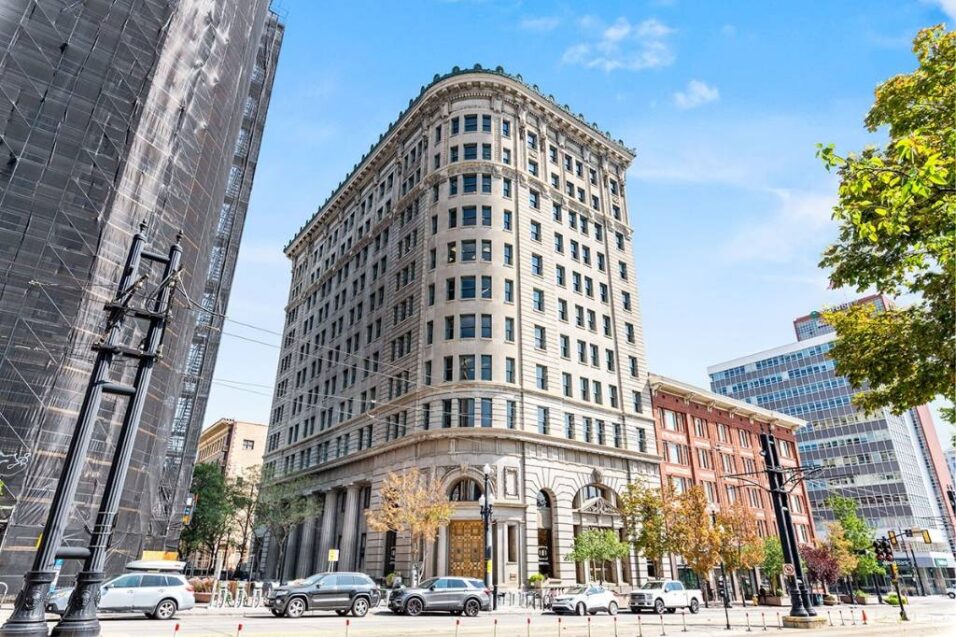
179,463,236,564
826,496,885,583
816,25,956,423
256,475,322,580
618,481,681,579
761,536,785,595
565,528,630,584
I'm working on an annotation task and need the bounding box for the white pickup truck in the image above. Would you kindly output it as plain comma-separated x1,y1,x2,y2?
629,580,702,614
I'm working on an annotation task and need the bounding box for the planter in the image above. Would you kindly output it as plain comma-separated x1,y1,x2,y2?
194,592,213,604
811,593,823,606
764,596,790,606
854,595,876,605
823,595,840,606
839,594,853,604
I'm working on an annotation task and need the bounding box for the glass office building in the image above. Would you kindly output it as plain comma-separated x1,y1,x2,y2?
0,0,281,591
708,299,956,594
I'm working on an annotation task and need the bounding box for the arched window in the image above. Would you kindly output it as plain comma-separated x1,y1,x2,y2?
449,478,482,502
582,485,605,501
537,491,552,509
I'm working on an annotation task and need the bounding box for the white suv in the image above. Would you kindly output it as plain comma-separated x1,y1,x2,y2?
47,573,196,619
551,584,619,616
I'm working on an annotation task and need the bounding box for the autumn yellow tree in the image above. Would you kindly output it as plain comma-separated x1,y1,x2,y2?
672,486,722,606
365,468,452,584
619,480,682,579
824,522,858,584
716,501,765,598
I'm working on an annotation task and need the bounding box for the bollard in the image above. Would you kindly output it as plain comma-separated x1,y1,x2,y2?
236,623,243,637
862,609,868,625
839,610,845,626
345,618,350,637
614,616,619,637
494,617,498,637
827,611,833,627
557,616,561,637
681,610,687,633
746,612,751,632
777,612,783,630
660,613,666,636
761,612,767,631
638,614,644,637
527,615,531,637
850,609,856,626
173,624,179,636
588,615,592,637
455,618,460,637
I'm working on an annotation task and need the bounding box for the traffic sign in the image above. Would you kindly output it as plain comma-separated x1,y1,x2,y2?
328,548,339,562
782,563,795,576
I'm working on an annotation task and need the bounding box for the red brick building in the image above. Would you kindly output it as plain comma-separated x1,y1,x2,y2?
649,374,816,600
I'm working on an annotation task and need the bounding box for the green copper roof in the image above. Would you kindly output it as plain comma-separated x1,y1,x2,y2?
286,64,636,252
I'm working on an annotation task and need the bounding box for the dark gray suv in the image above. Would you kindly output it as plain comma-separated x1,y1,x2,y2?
265,572,380,618
388,577,492,617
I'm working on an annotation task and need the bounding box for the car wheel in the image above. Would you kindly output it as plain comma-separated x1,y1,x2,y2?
949,592,955,600
405,598,424,617
576,602,586,616
352,597,370,617
689,598,700,614
463,598,480,617
608,601,618,615
152,599,177,620
284,597,306,619
654,599,665,615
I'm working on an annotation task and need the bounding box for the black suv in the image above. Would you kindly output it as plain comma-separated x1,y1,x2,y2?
389,577,492,617
265,572,380,618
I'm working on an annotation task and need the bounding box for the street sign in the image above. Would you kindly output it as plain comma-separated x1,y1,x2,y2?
328,548,339,562
782,563,796,576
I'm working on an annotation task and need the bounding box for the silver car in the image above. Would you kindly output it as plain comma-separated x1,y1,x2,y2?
47,573,196,620
388,577,492,617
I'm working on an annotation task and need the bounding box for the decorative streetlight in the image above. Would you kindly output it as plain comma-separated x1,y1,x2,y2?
479,464,495,607
710,510,731,631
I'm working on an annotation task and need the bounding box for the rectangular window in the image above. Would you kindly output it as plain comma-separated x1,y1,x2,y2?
459,398,475,427
503,243,513,266
482,174,492,193
504,279,514,302
451,117,460,134
459,313,475,338
534,325,546,349
444,316,454,340
450,146,459,162
554,233,564,253
446,278,456,301
442,399,453,428
502,120,511,137
504,317,515,342
482,143,492,160
481,314,492,338
503,178,512,197
481,275,492,299
481,397,493,427
505,357,516,383
502,148,511,164
482,114,492,132
527,132,538,149
532,288,545,311
529,190,540,209
536,365,548,390
481,354,493,381
482,205,492,226
424,361,432,385
560,334,570,357
461,239,476,262
444,356,453,382
562,372,572,397
459,355,476,380
537,406,549,434
463,205,477,226
481,239,492,262
503,210,512,230
531,254,543,275
463,174,478,193
564,413,575,439
506,400,517,429
461,276,476,299
528,160,538,176
556,266,566,287
448,208,458,228
530,221,541,241
464,114,478,132
463,143,477,160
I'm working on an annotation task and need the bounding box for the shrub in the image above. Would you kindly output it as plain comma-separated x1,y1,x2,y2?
884,592,908,605
528,573,546,586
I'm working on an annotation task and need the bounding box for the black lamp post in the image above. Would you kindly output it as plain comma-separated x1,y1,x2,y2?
711,510,731,631
479,463,495,607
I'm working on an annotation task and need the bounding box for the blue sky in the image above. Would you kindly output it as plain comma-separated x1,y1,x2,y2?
204,0,955,447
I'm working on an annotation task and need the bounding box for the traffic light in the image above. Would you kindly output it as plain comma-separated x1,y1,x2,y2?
887,530,899,548
873,538,894,564
921,529,932,544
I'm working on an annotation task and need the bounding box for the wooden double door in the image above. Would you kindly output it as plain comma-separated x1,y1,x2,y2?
448,520,484,579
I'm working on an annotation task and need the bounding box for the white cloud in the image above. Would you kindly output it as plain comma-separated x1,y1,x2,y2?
673,80,720,109
926,0,956,21
562,17,676,72
721,189,837,263
519,16,561,32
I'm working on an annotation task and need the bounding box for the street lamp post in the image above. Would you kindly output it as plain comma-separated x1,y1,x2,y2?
711,511,731,631
480,463,495,609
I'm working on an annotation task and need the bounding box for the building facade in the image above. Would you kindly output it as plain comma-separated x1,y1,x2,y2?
0,0,281,592
259,67,660,590
708,299,956,594
197,419,268,480
649,374,814,601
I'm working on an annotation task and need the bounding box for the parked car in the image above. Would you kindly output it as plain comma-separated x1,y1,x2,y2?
946,584,955,599
550,584,619,616
47,572,195,619
388,576,492,617
629,579,701,614
264,572,380,618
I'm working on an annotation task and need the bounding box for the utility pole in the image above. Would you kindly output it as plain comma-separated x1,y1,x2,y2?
1,225,181,637
759,433,815,619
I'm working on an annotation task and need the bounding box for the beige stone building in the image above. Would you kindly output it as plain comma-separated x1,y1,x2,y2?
260,67,660,590
197,418,267,479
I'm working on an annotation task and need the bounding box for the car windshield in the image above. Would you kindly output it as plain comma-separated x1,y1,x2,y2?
299,574,326,586
640,581,666,590
417,578,438,589
564,585,587,594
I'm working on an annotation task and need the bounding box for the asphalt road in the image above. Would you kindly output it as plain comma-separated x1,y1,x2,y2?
1,596,952,637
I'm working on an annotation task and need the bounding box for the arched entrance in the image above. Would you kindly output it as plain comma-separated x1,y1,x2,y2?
447,478,484,579
536,491,555,577
572,484,632,585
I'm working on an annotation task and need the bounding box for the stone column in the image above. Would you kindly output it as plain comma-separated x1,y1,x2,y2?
282,523,300,582
338,485,362,570
296,494,320,578
316,490,338,571
436,525,449,576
